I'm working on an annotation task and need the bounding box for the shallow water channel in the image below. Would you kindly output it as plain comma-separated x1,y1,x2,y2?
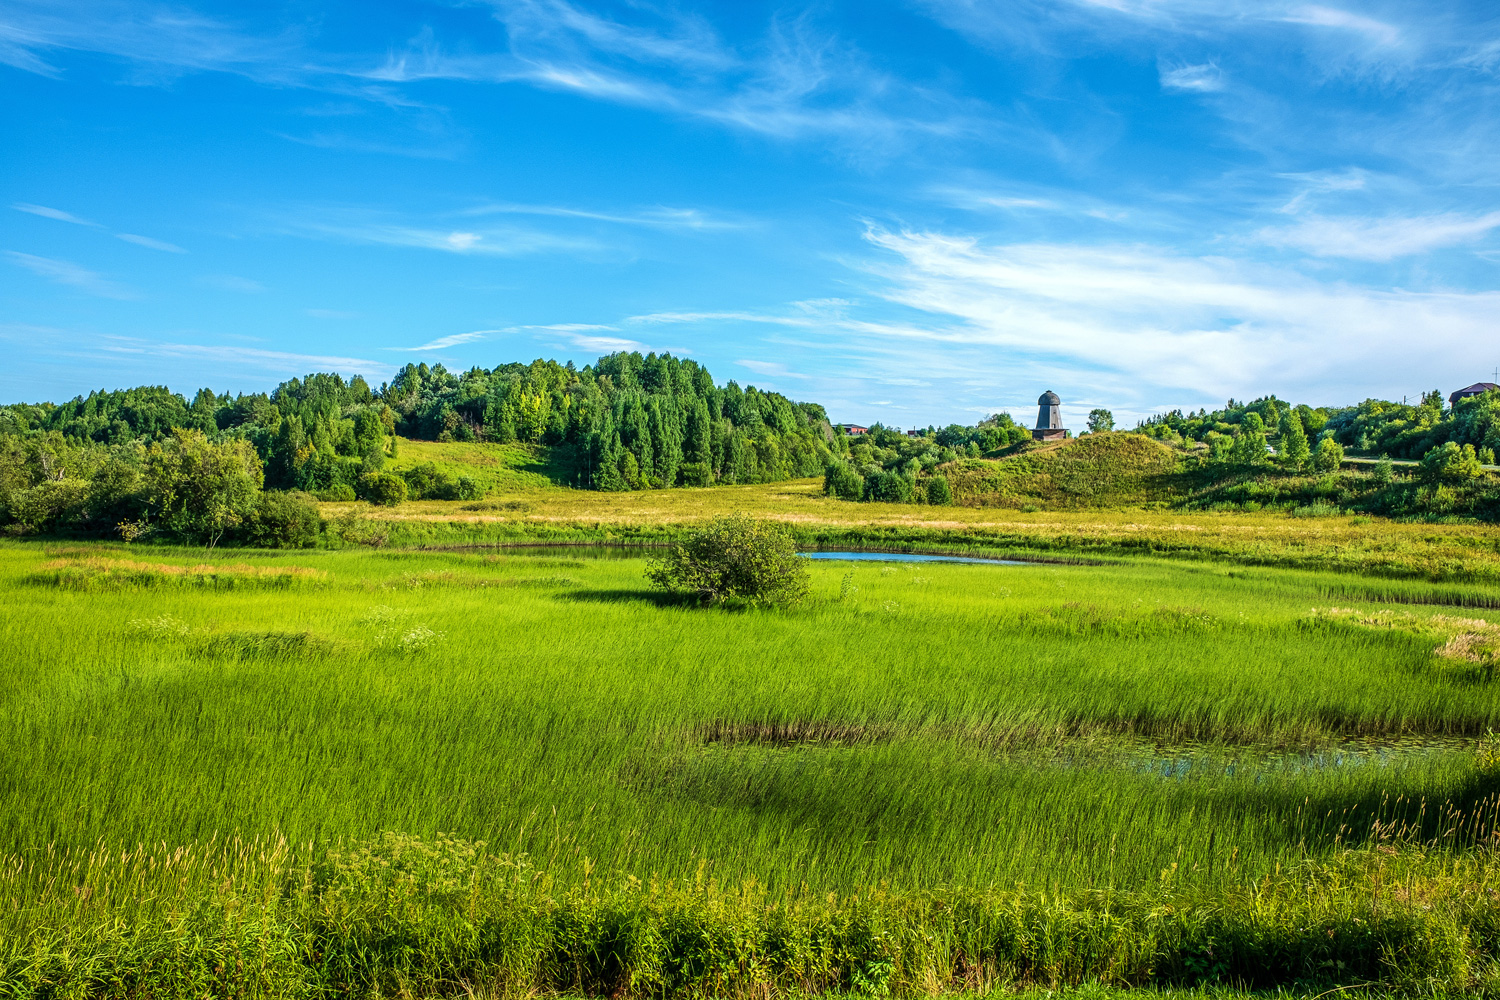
490,544,1033,565
1084,738,1472,780
803,551,1030,565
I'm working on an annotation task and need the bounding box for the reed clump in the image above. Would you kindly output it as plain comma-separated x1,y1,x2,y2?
28,554,326,590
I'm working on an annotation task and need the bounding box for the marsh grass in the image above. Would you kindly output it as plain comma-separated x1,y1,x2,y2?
319,476,1500,585
6,540,1500,994
27,552,327,590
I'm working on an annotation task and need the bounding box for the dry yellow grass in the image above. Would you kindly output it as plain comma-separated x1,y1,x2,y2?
318,477,1500,583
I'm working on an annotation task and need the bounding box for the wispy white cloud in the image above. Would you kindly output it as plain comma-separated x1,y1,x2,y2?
504,321,649,354
557,332,649,353
519,322,620,332
460,201,745,231
276,210,601,256
1257,211,1500,260
5,251,138,298
0,1,307,82
625,309,819,328
856,226,1500,401
737,359,809,379
13,202,97,226
398,330,497,352
360,0,985,148
1279,6,1402,48
115,232,186,253
1159,61,1224,92
1,0,985,153
98,337,395,379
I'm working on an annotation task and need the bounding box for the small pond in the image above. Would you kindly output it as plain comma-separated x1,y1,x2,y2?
803,551,1029,565
447,544,1032,565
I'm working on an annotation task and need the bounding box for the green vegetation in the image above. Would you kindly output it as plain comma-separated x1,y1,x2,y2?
822,428,1499,521
376,352,839,491
3,539,1500,995
0,353,844,543
9,373,1500,544
646,514,809,605
1137,389,1500,466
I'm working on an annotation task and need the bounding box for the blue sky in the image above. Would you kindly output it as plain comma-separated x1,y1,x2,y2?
3,0,1499,427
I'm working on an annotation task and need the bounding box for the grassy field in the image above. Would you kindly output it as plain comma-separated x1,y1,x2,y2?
5,533,1500,996
328,450,1500,586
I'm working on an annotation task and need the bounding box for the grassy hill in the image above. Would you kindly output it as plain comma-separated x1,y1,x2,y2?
937,433,1500,520
943,433,1185,509
385,438,577,493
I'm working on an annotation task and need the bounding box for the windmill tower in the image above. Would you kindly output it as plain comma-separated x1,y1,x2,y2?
1032,391,1068,442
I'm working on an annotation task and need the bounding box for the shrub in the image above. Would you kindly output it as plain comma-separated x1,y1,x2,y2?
455,476,483,501
823,462,864,501
1421,441,1483,484
863,471,914,504
243,491,321,548
925,475,952,505
1312,436,1344,473
144,430,264,548
358,471,408,506
646,514,809,607
402,462,456,500
4,478,92,533
318,482,357,502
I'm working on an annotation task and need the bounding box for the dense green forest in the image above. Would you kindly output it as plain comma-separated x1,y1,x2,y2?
0,352,841,541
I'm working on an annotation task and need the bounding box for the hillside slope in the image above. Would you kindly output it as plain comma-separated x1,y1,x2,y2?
385,438,576,492
943,434,1184,509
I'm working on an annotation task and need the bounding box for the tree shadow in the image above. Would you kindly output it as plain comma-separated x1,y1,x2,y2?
553,588,704,609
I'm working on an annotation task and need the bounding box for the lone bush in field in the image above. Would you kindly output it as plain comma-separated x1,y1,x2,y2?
243,491,321,548
925,474,952,506
145,430,263,548
647,515,809,606
358,470,408,506
823,461,863,501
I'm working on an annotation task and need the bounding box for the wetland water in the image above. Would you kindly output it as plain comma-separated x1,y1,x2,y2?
803,551,1029,565
487,544,1034,565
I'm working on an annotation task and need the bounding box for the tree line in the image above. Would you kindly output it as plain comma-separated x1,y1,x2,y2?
0,352,842,543
820,415,1034,505
380,353,839,491
1137,391,1499,470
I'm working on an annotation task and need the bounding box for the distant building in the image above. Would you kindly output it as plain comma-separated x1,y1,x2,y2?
906,429,926,438
1032,391,1068,442
1450,383,1500,408
836,424,868,436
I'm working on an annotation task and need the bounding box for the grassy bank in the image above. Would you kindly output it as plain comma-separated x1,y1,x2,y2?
321,475,1500,586
4,540,1500,994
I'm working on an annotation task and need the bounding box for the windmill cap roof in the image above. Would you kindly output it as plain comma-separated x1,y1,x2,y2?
1038,390,1061,405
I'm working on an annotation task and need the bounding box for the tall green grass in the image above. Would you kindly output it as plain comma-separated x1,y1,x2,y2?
3,540,1500,994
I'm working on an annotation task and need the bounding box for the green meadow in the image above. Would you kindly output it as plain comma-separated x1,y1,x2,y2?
5,537,1500,996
